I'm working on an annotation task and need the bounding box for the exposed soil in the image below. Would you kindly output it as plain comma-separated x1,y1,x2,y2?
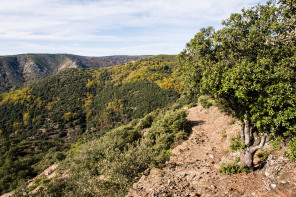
128,106,296,197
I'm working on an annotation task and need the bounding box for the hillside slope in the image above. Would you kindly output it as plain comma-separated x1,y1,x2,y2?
0,54,147,93
0,55,182,195
128,106,296,197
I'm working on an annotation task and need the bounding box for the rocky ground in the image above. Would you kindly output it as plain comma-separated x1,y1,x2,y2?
127,106,296,197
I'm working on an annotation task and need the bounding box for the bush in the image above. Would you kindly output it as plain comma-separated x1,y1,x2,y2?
219,157,248,175
230,135,245,152
136,111,158,130
285,137,296,162
257,150,270,161
198,95,214,109
51,108,190,197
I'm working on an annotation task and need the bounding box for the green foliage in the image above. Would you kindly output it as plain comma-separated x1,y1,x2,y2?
219,157,248,175
230,135,245,152
0,54,147,94
0,56,183,194
285,137,296,162
227,118,236,125
271,136,283,150
257,150,270,161
222,130,227,138
178,0,296,160
141,55,177,62
136,111,158,130
92,81,179,130
198,95,214,109
0,139,68,195
41,108,189,196
27,176,52,193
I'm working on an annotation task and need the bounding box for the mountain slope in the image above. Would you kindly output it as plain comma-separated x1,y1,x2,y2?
0,54,147,93
0,55,183,195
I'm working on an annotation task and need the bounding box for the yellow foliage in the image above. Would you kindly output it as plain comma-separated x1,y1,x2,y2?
86,59,184,93
13,122,22,129
155,76,184,93
45,97,60,110
0,88,33,105
0,129,3,138
62,112,78,121
86,79,95,88
23,112,31,126
83,93,94,120
106,99,124,112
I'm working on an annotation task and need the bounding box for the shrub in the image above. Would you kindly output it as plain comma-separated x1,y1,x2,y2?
198,95,214,109
257,150,270,161
285,137,296,162
230,135,245,152
222,130,227,138
54,108,190,196
219,157,248,175
136,111,158,130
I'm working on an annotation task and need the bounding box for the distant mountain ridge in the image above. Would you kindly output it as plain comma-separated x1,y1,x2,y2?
0,54,148,93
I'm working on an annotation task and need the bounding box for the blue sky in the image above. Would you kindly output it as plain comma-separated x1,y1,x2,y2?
0,0,266,56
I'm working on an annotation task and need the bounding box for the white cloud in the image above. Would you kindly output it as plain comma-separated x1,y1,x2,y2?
0,0,266,55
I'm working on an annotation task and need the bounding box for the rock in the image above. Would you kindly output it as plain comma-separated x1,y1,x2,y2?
143,168,150,176
1,192,13,197
271,184,277,188
150,168,162,176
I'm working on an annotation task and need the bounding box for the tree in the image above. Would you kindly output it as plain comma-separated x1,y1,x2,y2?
178,0,296,170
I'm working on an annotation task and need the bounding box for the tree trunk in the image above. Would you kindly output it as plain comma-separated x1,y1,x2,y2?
241,121,245,141
243,133,267,171
244,118,251,146
243,148,256,171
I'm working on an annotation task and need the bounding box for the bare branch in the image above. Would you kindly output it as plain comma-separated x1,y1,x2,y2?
250,133,268,154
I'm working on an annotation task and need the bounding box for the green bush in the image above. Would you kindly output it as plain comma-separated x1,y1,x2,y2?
136,111,158,130
230,135,245,152
285,137,296,162
198,95,214,109
257,150,270,161
219,157,248,175
48,108,190,197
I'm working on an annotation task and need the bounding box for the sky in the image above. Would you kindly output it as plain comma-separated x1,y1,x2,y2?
0,0,266,56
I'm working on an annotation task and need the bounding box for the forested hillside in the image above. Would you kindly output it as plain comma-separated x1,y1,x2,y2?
0,54,147,93
0,55,189,195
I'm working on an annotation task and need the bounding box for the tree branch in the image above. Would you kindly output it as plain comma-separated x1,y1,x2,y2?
250,133,268,154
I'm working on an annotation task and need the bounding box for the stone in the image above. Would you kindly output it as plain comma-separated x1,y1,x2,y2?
150,168,162,176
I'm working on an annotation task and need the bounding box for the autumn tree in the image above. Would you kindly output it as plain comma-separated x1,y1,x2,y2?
179,0,296,170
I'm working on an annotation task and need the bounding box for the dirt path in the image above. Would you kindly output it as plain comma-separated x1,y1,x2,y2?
127,106,296,197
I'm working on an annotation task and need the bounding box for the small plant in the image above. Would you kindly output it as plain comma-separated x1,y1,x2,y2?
257,150,270,161
230,135,245,152
27,176,52,192
272,136,283,150
285,136,296,162
222,130,227,138
198,95,214,109
227,118,236,125
219,157,248,175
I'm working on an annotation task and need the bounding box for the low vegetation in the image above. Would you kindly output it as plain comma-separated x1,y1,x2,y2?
15,108,190,196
